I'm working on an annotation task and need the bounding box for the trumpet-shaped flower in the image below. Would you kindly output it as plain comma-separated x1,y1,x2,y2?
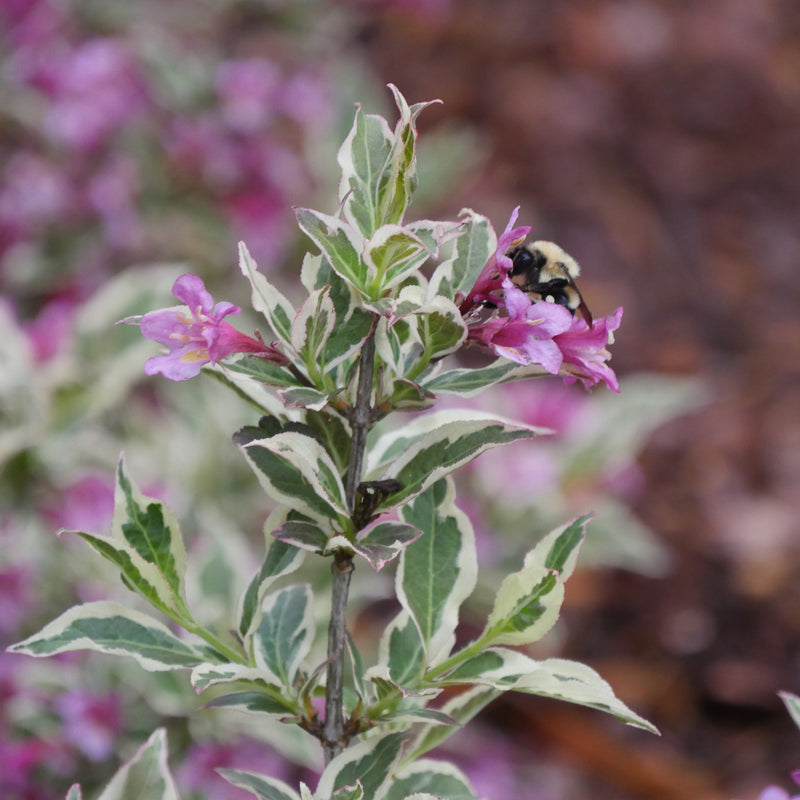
137,273,286,381
459,209,622,392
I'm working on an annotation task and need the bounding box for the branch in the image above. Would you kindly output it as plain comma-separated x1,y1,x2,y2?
322,317,377,764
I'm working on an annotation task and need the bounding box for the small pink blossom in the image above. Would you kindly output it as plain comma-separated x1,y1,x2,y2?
135,273,287,381
460,208,622,392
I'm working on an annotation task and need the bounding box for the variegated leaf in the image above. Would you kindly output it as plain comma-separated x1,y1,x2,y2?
780,690,800,732
10,601,204,671
238,536,305,639
363,225,429,294
412,296,467,361
218,769,302,800
96,729,179,800
205,690,294,715
398,479,477,665
370,411,546,510
66,456,189,619
271,519,330,553
420,360,524,397
513,657,658,733
374,610,425,688
406,685,500,762
353,521,421,571
239,241,296,347
242,433,349,530
384,760,478,800
427,209,493,301
226,356,306,389
190,662,283,693
315,730,410,800
331,784,365,800
277,386,333,411
291,286,336,380
255,583,314,688
337,101,394,237
295,208,366,296
482,516,589,646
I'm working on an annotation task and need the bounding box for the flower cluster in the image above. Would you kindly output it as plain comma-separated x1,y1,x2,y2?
459,208,622,391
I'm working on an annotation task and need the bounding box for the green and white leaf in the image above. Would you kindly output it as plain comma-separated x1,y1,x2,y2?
291,286,336,383
315,730,409,800
9,601,204,672
205,690,295,715
255,583,314,688
368,411,546,509
67,456,189,619
353,521,421,571
384,760,478,800
271,519,331,553
238,535,305,639
295,208,366,296
226,356,305,389
219,769,302,800
337,100,394,237
398,479,477,665
239,241,296,347
481,515,588,647
278,386,334,411
65,786,82,800
406,685,500,762
427,209,493,301
95,729,179,800
514,658,658,733
328,313,376,379
372,610,425,689
405,218,464,257
413,296,467,361
190,662,283,693
779,691,800,732
242,433,349,529
331,784,365,800
364,225,430,294
420,360,531,397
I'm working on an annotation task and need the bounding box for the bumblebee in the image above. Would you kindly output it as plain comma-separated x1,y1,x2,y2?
507,241,593,326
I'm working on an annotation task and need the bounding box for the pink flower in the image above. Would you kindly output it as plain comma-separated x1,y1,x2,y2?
459,209,622,392
458,206,530,311
555,306,624,392
136,273,287,381
55,689,123,761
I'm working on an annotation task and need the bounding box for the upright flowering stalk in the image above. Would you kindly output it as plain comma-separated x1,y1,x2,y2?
132,272,287,381
458,208,623,392
12,87,655,800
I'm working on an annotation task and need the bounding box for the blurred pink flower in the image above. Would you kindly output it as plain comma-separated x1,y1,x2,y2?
215,58,281,133
42,39,148,153
55,689,123,762
0,567,32,635
0,152,73,237
44,474,114,533
135,273,287,381
176,738,292,800
22,297,76,363
85,156,142,250
0,736,74,798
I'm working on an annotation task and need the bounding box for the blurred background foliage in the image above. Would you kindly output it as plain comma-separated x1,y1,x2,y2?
1,1,799,799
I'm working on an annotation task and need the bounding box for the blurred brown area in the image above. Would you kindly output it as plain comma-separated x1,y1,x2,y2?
353,0,800,797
